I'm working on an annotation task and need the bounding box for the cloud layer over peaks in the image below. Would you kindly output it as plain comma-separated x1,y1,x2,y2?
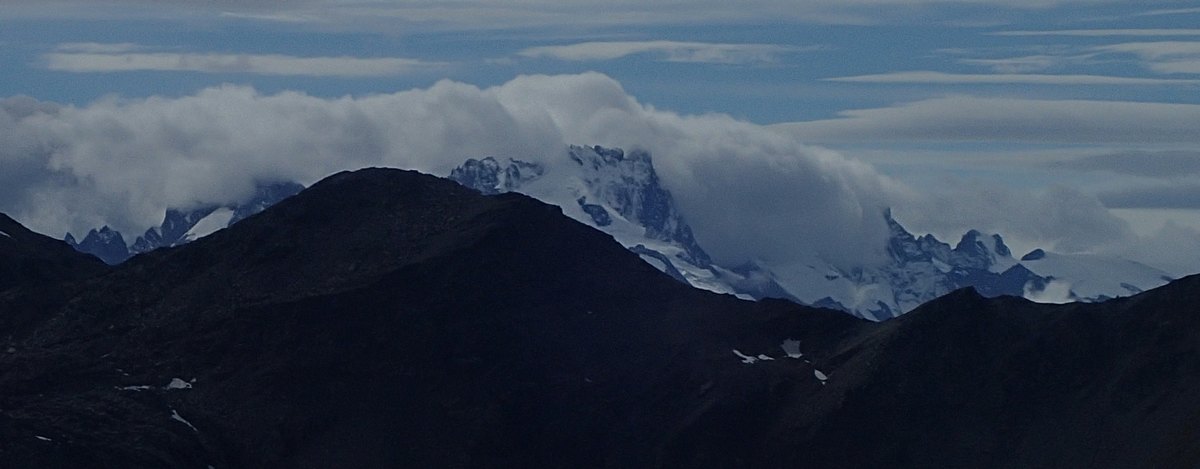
0,73,899,269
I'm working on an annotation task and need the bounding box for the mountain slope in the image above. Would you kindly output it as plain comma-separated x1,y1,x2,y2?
0,168,860,468
3,168,1200,468
0,213,107,293
767,276,1200,468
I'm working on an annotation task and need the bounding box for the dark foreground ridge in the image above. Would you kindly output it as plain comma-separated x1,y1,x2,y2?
2,168,1199,468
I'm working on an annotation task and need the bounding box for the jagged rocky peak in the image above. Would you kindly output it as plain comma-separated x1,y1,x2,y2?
67,226,130,265
955,229,1012,258
447,156,544,195
66,180,304,264
449,145,712,267
884,208,931,263
565,145,709,264
883,209,1016,273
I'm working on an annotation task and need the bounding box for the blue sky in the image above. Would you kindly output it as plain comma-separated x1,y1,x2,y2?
7,2,1200,121
2,0,1200,274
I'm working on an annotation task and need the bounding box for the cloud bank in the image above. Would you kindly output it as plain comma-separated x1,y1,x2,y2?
0,73,901,269
1,73,1194,274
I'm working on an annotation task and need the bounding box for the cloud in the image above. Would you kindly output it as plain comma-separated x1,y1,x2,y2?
218,11,320,23
1099,182,1200,209
0,73,905,270
823,71,1199,85
1,72,1191,275
55,42,143,53
893,184,1138,256
43,49,441,77
517,41,808,64
0,0,1157,28
1051,150,1200,177
958,55,1066,73
1024,279,1073,303
992,29,1200,37
1121,221,1200,277
1094,41,1200,74
1135,7,1200,16
774,96,1200,144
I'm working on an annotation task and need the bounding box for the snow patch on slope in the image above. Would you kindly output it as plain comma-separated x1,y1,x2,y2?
182,208,234,243
781,339,803,359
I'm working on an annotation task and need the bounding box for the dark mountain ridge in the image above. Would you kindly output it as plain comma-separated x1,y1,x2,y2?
1,168,1198,468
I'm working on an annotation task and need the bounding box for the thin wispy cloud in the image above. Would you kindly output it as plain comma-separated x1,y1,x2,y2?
824,71,1199,85
43,49,442,77
219,11,320,23
55,42,143,53
959,55,1063,73
774,96,1200,144
1135,7,1200,17
992,29,1200,37
518,41,810,64
1095,42,1200,74
0,0,1134,28
1052,150,1200,178
1100,182,1200,209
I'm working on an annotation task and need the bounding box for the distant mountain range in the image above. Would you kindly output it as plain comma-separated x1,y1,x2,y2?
61,146,1172,320
66,182,303,265
447,145,1174,319
4,167,1200,468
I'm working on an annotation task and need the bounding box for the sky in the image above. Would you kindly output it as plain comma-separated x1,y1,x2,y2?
2,0,1200,276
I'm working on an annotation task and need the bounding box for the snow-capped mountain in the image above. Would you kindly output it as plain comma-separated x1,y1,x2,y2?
448,145,1173,320
67,182,303,264
449,146,773,299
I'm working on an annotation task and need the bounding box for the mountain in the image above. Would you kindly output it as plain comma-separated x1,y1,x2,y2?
3,167,1200,468
58,145,1168,319
66,181,304,265
448,146,776,299
0,213,109,337
0,168,861,468
2,213,106,291
448,145,1173,320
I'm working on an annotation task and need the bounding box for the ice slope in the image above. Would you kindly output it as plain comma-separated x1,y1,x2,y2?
1019,250,1173,302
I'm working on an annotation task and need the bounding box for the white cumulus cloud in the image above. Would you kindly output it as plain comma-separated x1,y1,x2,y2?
0,73,901,270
